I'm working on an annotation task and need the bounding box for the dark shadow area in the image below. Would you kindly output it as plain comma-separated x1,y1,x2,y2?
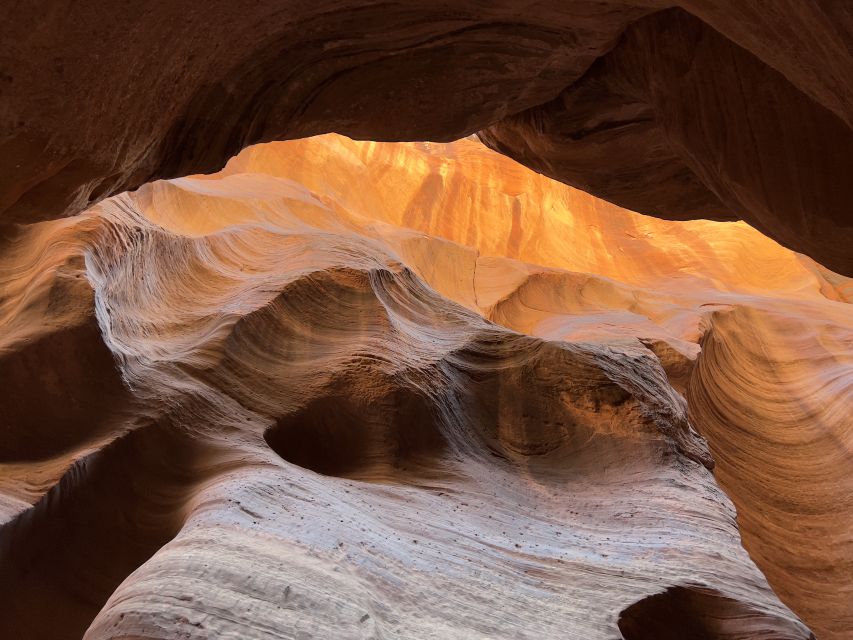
264,382,447,479
0,316,130,462
618,585,812,640
0,423,211,640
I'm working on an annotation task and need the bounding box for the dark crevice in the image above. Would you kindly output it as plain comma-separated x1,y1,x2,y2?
566,115,655,141
618,585,813,640
0,423,212,640
264,379,447,480
0,316,130,462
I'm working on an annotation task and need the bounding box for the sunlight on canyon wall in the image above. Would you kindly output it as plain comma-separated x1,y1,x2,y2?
1,134,849,640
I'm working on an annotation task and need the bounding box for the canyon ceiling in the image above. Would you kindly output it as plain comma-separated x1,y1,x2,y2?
1,1,852,274
1,3,852,640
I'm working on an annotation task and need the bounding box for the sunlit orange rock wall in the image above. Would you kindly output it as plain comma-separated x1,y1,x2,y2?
1,134,849,639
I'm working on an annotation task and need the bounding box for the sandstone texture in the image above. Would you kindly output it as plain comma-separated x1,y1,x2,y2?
1,135,849,639
1,2,852,273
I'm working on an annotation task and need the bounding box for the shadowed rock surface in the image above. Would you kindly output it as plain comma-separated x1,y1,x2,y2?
618,585,813,640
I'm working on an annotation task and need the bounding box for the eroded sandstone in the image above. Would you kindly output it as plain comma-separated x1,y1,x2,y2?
2,134,849,638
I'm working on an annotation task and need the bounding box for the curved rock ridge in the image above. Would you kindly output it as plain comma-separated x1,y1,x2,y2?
1,133,849,639
689,306,853,639
1,3,852,273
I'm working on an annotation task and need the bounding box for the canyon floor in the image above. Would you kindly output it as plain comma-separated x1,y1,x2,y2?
1,134,850,639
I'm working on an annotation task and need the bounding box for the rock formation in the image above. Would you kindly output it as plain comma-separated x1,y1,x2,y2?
1,3,852,273
1,134,849,639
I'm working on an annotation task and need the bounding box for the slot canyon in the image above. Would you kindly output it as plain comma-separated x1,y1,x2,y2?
1,4,851,640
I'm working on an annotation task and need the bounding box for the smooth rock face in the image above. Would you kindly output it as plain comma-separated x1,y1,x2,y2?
689,307,853,640
479,8,853,274
2,134,849,639
1,3,852,273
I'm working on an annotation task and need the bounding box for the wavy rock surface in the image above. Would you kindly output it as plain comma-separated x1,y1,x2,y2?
1,3,851,273
688,306,853,639
1,134,850,639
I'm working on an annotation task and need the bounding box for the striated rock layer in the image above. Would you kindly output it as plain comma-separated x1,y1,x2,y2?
1,134,850,639
1,2,852,273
